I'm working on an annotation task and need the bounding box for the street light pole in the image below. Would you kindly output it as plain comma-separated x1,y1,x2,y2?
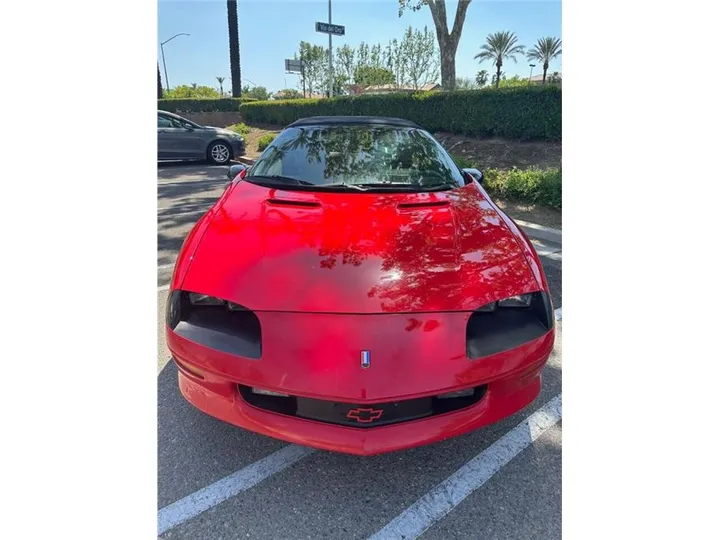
528,63,536,86
328,0,333,98
160,33,190,92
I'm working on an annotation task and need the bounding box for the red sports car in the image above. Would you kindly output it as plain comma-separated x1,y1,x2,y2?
166,116,555,455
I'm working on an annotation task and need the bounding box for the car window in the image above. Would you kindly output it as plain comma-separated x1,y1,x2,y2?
158,114,173,128
248,125,466,192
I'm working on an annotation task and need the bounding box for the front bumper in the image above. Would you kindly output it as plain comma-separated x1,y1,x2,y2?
229,138,245,158
167,314,554,455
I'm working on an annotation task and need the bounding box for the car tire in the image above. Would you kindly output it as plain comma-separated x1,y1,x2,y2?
207,141,232,165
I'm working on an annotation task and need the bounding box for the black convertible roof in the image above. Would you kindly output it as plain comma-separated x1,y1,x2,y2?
287,116,422,129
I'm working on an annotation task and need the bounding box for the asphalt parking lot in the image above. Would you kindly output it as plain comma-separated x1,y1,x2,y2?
157,163,563,539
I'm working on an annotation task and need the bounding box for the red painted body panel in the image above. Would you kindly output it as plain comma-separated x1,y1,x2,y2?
176,182,539,313
167,179,555,454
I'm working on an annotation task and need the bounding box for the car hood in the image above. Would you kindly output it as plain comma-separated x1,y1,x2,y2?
202,126,237,136
180,182,539,313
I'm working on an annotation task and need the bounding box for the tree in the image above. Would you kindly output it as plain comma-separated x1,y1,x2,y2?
354,65,396,86
158,63,164,99
455,77,477,90
227,0,242,97
475,69,488,87
384,38,404,85
216,76,226,96
474,31,525,88
330,73,349,96
526,36,562,84
499,75,526,88
335,44,355,83
399,0,472,90
369,43,383,68
491,71,504,86
356,42,371,68
399,26,439,89
242,85,271,100
548,71,562,84
275,88,303,99
297,41,327,96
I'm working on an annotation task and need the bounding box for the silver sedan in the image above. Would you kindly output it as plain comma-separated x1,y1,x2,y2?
157,111,245,165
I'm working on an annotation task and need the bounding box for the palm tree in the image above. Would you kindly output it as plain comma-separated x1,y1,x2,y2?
216,76,226,96
227,0,242,97
474,31,526,89
526,37,562,84
475,69,488,87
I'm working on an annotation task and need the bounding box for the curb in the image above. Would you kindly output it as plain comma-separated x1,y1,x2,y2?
514,219,562,245
233,156,256,166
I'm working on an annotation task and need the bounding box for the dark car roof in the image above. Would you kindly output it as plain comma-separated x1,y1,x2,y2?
287,116,422,129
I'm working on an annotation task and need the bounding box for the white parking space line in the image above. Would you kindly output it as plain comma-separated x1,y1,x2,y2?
158,444,315,535
368,394,562,540
158,284,170,292
555,307,562,320
531,239,562,261
158,262,175,270
157,208,209,219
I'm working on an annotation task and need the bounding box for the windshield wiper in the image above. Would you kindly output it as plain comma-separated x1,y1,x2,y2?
346,182,458,192
245,175,315,186
320,182,369,191
421,183,458,191
349,183,426,191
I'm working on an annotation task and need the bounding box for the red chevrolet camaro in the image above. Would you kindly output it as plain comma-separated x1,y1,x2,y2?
166,116,555,455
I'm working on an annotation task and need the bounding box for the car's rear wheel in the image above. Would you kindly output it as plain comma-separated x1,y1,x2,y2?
207,141,232,165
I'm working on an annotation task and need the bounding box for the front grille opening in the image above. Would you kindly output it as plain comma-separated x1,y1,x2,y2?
238,385,487,428
466,291,553,359
170,292,262,359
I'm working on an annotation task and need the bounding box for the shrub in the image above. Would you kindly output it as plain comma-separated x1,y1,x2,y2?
227,122,251,136
239,86,561,140
157,97,258,113
257,133,276,151
484,168,561,208
450,154,476,169
164,85,221,99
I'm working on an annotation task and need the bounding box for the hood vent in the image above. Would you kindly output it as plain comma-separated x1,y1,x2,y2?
397,201,449,210
266,198,322,208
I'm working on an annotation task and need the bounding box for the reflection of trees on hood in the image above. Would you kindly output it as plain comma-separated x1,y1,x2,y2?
308,189,528,313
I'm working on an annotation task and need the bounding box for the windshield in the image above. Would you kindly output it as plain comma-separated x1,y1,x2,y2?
247,124,466,192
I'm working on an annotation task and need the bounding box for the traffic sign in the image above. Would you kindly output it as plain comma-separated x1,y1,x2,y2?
285,59,303,73
315,21,345,36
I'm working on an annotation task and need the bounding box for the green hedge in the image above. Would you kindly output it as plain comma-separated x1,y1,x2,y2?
239,86,561,140
484,168,562,208
257,133,276,151
158,97,258,113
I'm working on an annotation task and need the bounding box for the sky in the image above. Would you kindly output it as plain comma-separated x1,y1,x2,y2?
158,0,562,92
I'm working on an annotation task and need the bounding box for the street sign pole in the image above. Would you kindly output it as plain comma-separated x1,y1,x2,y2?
301,50,306,98
328,0,333,98
314,14,344,98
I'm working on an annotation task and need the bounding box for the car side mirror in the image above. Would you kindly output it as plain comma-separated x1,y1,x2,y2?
183,123,195,130
462,168,484,185
227,163,247,182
